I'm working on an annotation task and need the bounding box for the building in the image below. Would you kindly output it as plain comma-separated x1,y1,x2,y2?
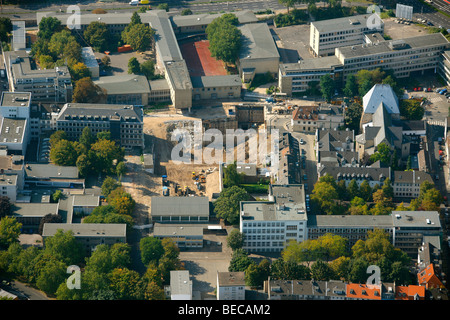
276,132,301,184
291,104,344,133
0,174,18,202
346,283,382,300
279,33,450,95
10,203,59,233
278,56,343,95
417,263,445,289
238,23,280,83
24,163,84,188
12,21,26,52
0,117,29,156
393,211,442,258
309,14,384,57
336,33,450,82
3,50,72,103
148,79,171,103
56,103,144,151
0,154,25,190
266,279,347,300
392,170,433,199
94,74,151,106
169,270,192,300
153,223,204,248
170,10,257,35
42,223,127,254
0,92,31,119
316,128,357,169
81,47,99,79
439,49,450,86
307,214,393,248
217,272,246,300
318,164,391,188
71,194,100,215
150,196,210,223
191,75,241,101
240,184,307,253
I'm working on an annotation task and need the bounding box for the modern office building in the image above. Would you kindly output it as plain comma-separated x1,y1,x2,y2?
56,103,144,151
310,14,384,57
240,184,307,253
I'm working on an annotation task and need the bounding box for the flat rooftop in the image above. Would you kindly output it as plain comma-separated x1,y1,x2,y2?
393,211,441,229
337,33,449,59
94,74,151,95
42,223,127,237
10,203,59,217
311,14,384,33
151,196,210,217
0,92,31,107
280,55,342,74
191,75,241,88
239,23,280,61
170,10,257,28
0,118,26,144
308,214,393,228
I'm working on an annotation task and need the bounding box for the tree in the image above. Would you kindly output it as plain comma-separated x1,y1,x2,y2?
101,176,120,197
0,196,11,219
108,267,145,300
270,259,311,280
101,55,111,70
43,230,84,265
79,127,95,150
157,3,169,11
228,248,255,272
39,54,55,69
85,243,131,274
116,161,126,179
128,57,141,74
97,131,111,141
107,187,135,216
0,217,21,249
84,21,115,52
69,62,91,83
400,99,424,121
330,256,351,281
347,179,360,200
36,257,67,296
76,151,99,177
140,59,156,80
50,139,78,166
310,180,339,215
52,190,63,203
223,162,244,187
48,29,81,65
38,17,62,40
343,74,358,98
83,205,133,229
206,16,242,64
140,237,164,266
50,130,68,148
122,24,154,52
0,17,12,43
91,138,125,174
311,260,336,281
369,143,392,165
359,180,372,202
213,186,250,224
345,102,362,133
72,77,107,103
319,74,335,102
227,229,244,251
181,8,193,15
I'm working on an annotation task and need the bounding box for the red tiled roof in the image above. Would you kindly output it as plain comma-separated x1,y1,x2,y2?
346,283,382,300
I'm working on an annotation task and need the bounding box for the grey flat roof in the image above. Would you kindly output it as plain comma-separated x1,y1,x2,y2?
0,92,31,107
0,174,17,186
239,23,280,61
25,163,79,179
10,203,59,217
170,270,191,296
280,55,342,74
153,223,204,236
393,211,441,228
393,170,433,185
94,74,151,95
151,196,210,217
149,78,170,91
191,75,241,88
165,60,192,91
4,50,71,80
0,118,26,144
72,194,100,207
337,33,449,59
217,272,245,286
12,21,26,51
308,214,393,228
57,103,143,122
241,200,307,221
311,14,383,33
42,223,127,237
170,10,257,28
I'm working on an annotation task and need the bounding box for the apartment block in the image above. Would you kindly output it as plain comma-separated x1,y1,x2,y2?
310,14,384,57
217,272,246,300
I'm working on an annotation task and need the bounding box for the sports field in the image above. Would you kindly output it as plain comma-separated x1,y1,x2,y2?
180,40,228,77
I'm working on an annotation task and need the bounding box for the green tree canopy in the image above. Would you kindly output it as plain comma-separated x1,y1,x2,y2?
213,185,250,224
50,139,78,166
140,237,165,266
319,74,335,102
38,17,62,40
72,77,107,103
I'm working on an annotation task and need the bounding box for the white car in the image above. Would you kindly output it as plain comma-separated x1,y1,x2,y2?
129,0,139,5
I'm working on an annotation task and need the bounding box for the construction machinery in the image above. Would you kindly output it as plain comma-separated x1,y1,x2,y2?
162,175,169,186
163,186,170,196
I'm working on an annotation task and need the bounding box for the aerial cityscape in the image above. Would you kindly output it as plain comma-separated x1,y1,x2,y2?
0,0,449,306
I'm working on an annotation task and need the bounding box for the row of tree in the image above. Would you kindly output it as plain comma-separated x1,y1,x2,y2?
49,128,125,177
226,229,412,288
